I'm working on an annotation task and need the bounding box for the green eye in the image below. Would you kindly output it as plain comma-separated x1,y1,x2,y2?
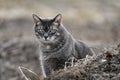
50,29,56,34
51,25,57,30
40,29,44,32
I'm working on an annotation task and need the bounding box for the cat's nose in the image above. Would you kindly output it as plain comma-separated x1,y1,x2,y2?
44,34,48,40
44,36,48,40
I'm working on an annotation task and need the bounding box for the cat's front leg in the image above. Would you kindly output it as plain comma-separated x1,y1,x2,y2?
40,58,57,77
43,60,54,76
39,59,52,78
43,58,65,76
40,59,47,78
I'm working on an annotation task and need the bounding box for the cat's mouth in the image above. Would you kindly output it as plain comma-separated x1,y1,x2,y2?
40,36,58,43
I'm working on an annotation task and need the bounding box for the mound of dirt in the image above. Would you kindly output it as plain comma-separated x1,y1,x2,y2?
45,44,120,80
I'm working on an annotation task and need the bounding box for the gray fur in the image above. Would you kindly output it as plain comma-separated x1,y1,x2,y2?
33,14,95,77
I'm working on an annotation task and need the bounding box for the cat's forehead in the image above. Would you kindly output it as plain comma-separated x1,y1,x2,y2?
39,19,54,32
41,18,54,24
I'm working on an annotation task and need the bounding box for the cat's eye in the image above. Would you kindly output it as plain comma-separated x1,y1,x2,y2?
40,29,44,32
50,29,56,34
51,25,58,30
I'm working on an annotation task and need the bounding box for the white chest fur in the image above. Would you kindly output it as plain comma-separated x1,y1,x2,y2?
46,45,51,49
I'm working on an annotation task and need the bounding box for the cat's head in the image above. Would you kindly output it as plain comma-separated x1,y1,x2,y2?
32,14,63,43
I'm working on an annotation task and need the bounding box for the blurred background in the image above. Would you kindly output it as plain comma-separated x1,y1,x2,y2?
0,0,120,80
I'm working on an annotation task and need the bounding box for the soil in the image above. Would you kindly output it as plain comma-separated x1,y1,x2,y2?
0,37,40,80
45,44,120,80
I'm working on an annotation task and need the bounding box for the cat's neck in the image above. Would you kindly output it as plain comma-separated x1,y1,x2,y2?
40,33,72,53
40,37,65,52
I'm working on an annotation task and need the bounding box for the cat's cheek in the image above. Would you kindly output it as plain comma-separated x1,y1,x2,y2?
36,36,40,39
56,33,60,36
42,38,44,40
35,33,41,39
50,36,56,41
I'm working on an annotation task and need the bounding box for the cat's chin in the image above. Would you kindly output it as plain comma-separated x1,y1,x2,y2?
39,39,58,44
39,36,59,43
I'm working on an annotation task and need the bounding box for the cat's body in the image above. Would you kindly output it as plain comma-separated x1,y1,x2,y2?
32,14,94,77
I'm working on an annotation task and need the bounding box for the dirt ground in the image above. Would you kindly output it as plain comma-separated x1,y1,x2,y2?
0,0,120,80
45,44,120,80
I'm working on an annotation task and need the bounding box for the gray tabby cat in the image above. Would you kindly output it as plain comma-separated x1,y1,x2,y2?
32,14,94,77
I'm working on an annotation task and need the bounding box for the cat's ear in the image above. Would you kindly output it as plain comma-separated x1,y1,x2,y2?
53,14,62,24
32,14,42,25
